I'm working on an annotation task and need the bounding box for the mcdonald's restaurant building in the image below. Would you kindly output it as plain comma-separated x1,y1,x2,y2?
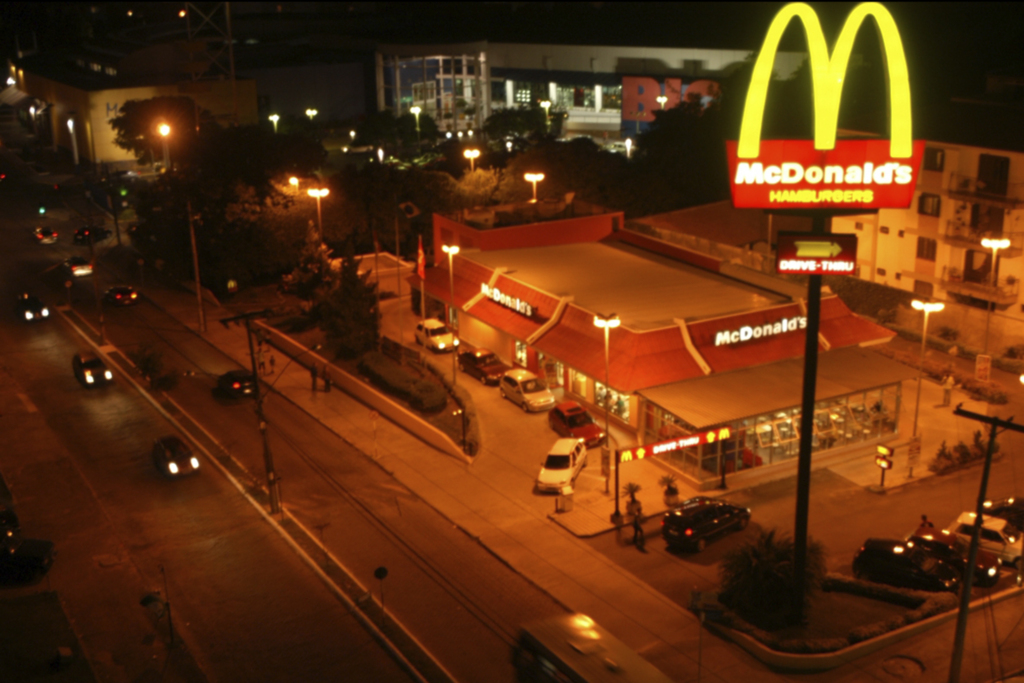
415,212,916,489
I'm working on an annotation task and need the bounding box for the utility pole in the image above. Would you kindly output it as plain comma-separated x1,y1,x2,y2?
88,229,106,344
948,406,1024,683
220,310,282,514
187,199,206,333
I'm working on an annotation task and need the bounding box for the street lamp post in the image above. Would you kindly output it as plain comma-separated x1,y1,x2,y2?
625,138,633,160
307,188,329,242
910,300,945,438
980,237,1011,354
540,100,551,129
289,176,299,194
410,105,421,142
442,244,460,386
269,114,279,133
377,148,385,164
67,118,79,167
656,95,668,109
505,140,513,153
593,313,621,521
463,148,480,172
305,108,318,121
158,123,171,171
350,130,356,143
524,172,545,203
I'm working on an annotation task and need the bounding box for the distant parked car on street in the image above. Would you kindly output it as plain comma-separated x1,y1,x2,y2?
535,438,587,493
947,512,1023,567
499,369,555,412
548,401,606,448
853,538,961,592
906,525,1000,587
415,319,459,352
661,497,750,552
458,347,510,385
983,497,1024,532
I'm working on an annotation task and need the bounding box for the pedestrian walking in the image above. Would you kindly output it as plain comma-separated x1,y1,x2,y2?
632,512,646,551
310,362,318,392
268,354,276,375
257,346,266,375
921,514,934,528
323,367,332,393
941,373,956,407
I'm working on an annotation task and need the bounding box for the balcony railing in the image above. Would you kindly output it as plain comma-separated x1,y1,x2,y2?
942,222,1024,256
947,174,1023,207
941,268,1020,305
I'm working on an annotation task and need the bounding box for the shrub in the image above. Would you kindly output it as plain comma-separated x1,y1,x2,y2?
929,441,956,474
936,325,960,341
408,379,447,413
359,351,446,413
422,359,483,453
1005,344,1024,360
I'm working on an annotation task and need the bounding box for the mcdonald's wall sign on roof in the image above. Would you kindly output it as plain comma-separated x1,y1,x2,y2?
726,2,924,210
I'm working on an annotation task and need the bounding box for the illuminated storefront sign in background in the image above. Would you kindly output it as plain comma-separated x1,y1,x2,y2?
776,232,859,275
726,2,923,209
481,283,534,317
619,427,732,462
714,316,807,347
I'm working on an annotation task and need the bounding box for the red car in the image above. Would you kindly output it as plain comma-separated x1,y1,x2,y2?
548,401,606,448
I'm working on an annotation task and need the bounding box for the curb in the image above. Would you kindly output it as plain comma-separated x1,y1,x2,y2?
707,584,1024,671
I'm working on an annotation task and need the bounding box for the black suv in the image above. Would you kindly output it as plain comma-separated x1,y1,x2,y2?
852,539,961,592
662,497,751,552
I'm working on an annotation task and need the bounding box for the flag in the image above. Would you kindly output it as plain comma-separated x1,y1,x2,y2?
417,235,426,280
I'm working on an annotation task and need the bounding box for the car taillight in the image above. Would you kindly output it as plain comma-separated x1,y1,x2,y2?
115,294,122,299
232,382,241,389
130,292,137,299
685,528,693,536
661,518,666,527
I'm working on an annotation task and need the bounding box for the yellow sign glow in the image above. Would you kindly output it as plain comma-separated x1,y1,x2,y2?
737,2,912,159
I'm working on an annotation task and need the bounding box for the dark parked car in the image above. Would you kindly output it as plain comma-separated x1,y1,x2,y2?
853,538,961,592
0,504,19,540
984,497,1024,531
548,401,606,448
73,226,112,245
0,536,55,583
152,436,200,477
217,369,257,398
907,525,1001,588
662,496,751,552
457,348,510,385
104,285,139,306
16,293,49,322
73,352,114,387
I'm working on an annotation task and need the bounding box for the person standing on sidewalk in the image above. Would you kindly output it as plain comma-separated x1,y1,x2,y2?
257,346,266,376
310,363,318,392
632,512,645,551
941,373,956,407
323,367,332,393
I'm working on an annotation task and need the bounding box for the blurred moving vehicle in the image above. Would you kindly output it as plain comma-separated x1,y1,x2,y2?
73,226,112,245
152,436,201,477
457,348,510,384
548,401,606,448
104,285,139,306
217,369,257,398
947,512,1023,567
64,256,93,277
499,369,555,412
415,319,459,352
73,353,114,387
33,226,58,244
16,293,49,321
535,438,587,493
907,525,1000,587
662,497,751,552
853,538,961,592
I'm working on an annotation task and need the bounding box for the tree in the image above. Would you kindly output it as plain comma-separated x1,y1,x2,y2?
317,239,379,358
287,221,336,303
457,168,499,208
718,529,826,628
483,106,547,140
109,96,212,166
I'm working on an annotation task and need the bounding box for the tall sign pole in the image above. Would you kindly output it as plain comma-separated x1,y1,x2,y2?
727,2,923,624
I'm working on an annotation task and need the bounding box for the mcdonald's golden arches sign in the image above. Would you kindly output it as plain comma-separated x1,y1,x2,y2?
726,2,924,210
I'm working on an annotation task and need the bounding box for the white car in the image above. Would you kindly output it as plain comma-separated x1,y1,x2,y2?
415,319,459,352
536,438,587,493
499,369,556,412
947,511,1023,567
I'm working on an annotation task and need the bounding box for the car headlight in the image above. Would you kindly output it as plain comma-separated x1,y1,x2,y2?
988,567,998,576
453,339,460,346
437,342,445,349
41,308,48,317
190,457,200,469
168,462,179,474
24,311,32,320
104,370,113,380
85,372,94,383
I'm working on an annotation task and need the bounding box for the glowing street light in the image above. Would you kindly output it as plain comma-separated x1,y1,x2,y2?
540,100,551,129
463,148,480,172
505,140,512,153
377,148,385,163
288,176,299,193
656,95,668,109
524,172,545,203
307,188,329,242
158,123,171,171
625,138,633,159
441,244,461,386
269,114,279,133
305,108,318,121
593,313,621,519
349,130,356,142
67,118,79,166
410,105,421,141
910,300,945,439
981,237,1011,354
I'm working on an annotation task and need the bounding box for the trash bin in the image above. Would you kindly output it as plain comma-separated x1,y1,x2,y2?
556,486,574,513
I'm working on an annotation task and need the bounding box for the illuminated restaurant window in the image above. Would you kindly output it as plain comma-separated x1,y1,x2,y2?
595,382,629,421
570,369,587,397
515,341,528,367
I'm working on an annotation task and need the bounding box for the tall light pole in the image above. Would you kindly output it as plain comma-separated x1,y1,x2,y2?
442,244,460,386
269,114,279,133
540,100,551,130
410,105,421,142
524,172,545,203
656,95,668,109
158,123,171,171
463,148,480,172
307,188,329,242
67,117,79,167
981,237,1010,354
910,300,944,438
350,130,356,143
594,314,621,520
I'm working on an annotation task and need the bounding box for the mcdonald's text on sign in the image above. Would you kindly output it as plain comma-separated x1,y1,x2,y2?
619,428,732,463
776,232,858,275
727,2,922,210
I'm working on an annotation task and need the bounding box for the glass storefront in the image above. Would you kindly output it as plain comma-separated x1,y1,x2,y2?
601,85,622,112
595,381,630,422
515,340,529,367
644,383,902,484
